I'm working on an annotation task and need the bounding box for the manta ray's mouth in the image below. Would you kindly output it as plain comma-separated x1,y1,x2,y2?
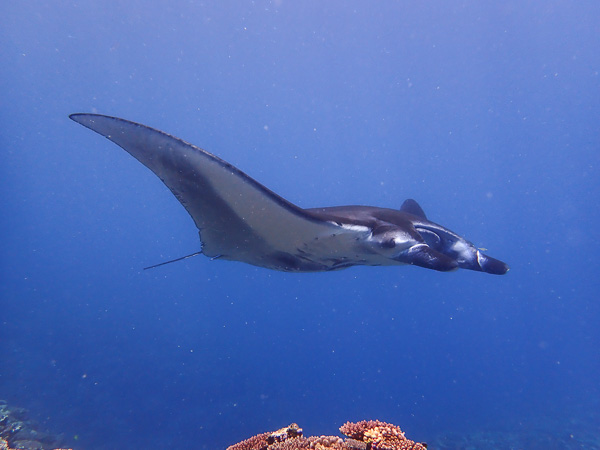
477,251,510,275
398,243,459,272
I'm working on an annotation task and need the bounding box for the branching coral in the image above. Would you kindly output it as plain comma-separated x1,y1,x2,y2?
227,420,426,450
340,420,427,450
227,424,304,450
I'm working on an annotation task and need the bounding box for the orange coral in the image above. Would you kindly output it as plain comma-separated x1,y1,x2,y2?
340,420,426,450
226,430,271,450
227,420,425,450
227,424,303,450
307,435,347,449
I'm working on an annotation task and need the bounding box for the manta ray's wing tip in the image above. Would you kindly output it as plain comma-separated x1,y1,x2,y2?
70,112,101,124
69,112,85,121
69,113,93,127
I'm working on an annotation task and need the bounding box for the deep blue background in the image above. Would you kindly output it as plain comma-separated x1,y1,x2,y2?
1,1,599,448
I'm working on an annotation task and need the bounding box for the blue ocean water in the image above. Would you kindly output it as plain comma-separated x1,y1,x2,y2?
1,1,599,448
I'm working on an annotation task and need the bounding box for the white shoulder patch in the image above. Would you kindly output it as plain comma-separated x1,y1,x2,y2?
451,240,469,253
339,223,371,233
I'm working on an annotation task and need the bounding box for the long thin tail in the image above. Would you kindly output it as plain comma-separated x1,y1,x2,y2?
143,251,203,270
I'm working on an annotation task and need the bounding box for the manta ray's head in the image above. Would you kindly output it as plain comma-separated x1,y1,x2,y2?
413,223,509,275
370,216,508,275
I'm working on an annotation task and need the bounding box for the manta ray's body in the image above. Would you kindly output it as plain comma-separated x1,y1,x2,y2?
70,114,508,275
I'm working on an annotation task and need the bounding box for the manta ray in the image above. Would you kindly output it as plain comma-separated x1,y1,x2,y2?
70,114,508,275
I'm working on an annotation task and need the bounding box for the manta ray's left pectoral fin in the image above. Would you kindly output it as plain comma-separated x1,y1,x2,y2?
403,243,459,272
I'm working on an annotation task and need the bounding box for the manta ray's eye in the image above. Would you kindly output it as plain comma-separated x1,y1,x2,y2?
381,239,396,249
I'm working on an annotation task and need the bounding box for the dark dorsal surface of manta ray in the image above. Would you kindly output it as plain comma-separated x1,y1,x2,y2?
70,114,509,275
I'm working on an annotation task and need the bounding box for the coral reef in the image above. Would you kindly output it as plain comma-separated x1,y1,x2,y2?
227,420,426,450
227,424,303,450
0,400,71,450
340,420,426,450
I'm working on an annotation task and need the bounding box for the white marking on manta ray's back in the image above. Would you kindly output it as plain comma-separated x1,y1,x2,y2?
451,240,468,252
452,240,475,261
334,222,371,233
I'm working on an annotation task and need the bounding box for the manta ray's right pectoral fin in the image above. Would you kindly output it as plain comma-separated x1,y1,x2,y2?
403,243,459,272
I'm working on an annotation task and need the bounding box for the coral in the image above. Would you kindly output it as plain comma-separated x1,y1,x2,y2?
340,420,427,450
307,435,347,449
226,430,271,450
269,424,304,444
0,436,72,450
227,424,303,450
0,400,72,450
269,437,310,449
227,420,426,450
